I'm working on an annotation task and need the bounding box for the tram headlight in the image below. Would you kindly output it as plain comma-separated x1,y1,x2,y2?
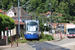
27,33,29,34
34,33,37,34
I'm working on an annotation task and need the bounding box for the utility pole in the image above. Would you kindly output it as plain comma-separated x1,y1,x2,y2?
35,13,36,20
50,0,52,24
33,9,36,20
49,0,52,33
17,0,20,46
18,0,20,36
26,7,28,20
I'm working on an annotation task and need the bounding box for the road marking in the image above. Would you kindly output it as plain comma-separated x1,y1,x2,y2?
31,45,35,47
29,45,36,50
33,48,36,50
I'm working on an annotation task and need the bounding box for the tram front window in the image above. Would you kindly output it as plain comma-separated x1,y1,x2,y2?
27,22,38,32
68,28,75,34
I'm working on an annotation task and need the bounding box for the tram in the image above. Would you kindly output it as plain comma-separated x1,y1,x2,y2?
24,20,39,39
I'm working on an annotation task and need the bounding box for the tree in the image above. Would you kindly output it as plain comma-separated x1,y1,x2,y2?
0,14,15,31
0,14,15,44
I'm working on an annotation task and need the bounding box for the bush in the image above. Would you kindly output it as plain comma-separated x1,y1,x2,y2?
8,36,11,43
59,20,69,23
21,33,24,38
44,35,54,41
40,31,54,41
40,31,44,38
18,39,26,43
46,26,49,31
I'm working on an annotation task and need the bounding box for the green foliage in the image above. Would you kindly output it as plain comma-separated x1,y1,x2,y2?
21,33,24,38
59,20,69,23
39,23,44,31
18,39,29,43
40,31,54,41
0,0,75,24
46,26,49,31
73,21,75,24
0,14,15,31
74,17,75,21
8,31,54,44
44,35,54,41
8,36,11,43
40,31,44,38
0,0,75,17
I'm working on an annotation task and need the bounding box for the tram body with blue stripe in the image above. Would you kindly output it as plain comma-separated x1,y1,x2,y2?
24,20,39,39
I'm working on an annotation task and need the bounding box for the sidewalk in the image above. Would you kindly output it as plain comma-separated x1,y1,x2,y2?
0,44,11,49
0,43,34,50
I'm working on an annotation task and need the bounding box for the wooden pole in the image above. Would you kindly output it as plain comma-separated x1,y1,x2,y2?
6,30,8,45
10,30,12,47
17,34,18,46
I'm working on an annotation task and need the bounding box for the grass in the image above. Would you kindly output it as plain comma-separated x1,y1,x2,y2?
8,32,54,43
18,38,48,43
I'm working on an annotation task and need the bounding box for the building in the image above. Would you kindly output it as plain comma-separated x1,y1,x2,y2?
6,7,32,23
14,20,25,34
0,9,6,15
48,22,58,29
45,11,51,17
6,7,32,35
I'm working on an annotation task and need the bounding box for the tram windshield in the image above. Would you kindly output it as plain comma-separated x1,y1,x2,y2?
68,28,75,34
27,22,38,32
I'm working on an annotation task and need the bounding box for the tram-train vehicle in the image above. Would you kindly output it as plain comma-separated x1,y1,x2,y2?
65,25,75,38
24,20,39,39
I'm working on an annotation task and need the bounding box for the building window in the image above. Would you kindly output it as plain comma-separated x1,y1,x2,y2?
23,14,25,16
23,21,24,22
47,13,50,17
14,13,16,15
48,13,50,15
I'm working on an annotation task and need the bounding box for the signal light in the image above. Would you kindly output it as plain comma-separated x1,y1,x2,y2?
36,33,37,34
27,33,29,34
6,27,8,30
34,33,37,34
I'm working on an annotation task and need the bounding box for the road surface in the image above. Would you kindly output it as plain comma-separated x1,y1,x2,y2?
1,37,75,50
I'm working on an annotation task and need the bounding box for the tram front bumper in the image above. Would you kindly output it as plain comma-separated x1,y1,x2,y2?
24,34,39,39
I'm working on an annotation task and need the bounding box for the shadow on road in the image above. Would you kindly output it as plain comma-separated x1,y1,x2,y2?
27,41,70,50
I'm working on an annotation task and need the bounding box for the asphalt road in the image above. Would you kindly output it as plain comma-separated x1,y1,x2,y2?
27,37,75,50
27,42,70,50
46,37,75,46
1,37,75,50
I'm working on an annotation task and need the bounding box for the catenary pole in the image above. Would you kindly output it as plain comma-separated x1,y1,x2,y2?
17,0,20,46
